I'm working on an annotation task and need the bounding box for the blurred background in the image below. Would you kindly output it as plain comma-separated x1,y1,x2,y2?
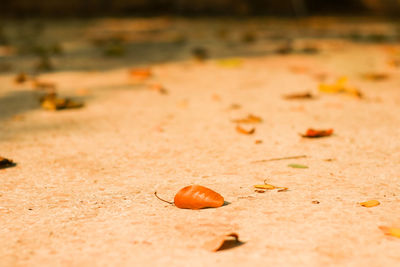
1,0,400,17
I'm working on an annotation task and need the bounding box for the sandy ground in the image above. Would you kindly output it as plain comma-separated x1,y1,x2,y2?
0,17,400,266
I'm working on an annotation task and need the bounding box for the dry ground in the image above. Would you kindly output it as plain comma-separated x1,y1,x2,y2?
0,17,400,266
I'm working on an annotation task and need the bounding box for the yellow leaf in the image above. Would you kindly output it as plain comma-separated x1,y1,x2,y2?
360,200,380,207
379,226,400,238
217,58,243,68
319,76,362,97
254,184,276,190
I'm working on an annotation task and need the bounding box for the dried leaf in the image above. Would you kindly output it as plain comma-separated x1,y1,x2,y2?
233,114,262,124
362,73,389,81
254,180,288,192
40,93,84,111
312,200,320,204
217,58,243,68
155,185,224,210
319,77,362,98
379,226,400,238
301,128,333,138
129,68,152,80
288,163,308,169
203,233,242,252
236,125,255,135
255,140,263,144
360,200,380,208
284,92,314,100
14,72,28,84
0,157,15,169
254,184,276,190
192,47,208,61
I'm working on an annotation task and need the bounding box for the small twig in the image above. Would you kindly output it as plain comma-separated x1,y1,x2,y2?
154,191,174,205
251,155,307,163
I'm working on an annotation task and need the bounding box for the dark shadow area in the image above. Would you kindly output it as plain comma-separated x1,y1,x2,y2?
0,90,40,121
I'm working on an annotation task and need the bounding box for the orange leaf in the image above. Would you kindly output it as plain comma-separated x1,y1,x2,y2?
203,233,242,252
379,226,400,238
301,128,333,138
155,185,224,210
360,200,380,207
236,125,255,135
129,68,152,80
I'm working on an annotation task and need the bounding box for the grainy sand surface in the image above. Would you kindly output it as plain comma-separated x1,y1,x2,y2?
0,17,400,266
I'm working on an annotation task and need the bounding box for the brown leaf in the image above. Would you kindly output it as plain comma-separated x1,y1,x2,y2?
0,157,16,169
360,200,380,208
284,92,315,100
14,72,28,84
203,233,242,252
255,140,263,144
236,125,255,135
362,73,389,81
233,114,262,124
301,128,333,138
40,93,84,111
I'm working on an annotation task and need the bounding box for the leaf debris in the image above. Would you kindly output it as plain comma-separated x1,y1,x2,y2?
0,157,16,169
232,114,262,124
203,233,243,252
288,163,308,169
360,200,380,208
236,125,255,135
379,226,400,238
301,128,333,138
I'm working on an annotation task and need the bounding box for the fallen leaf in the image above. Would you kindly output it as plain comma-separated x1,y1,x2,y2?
284,92,315,100
254,180,288,192
192,47,208,61
254,184,276,190
217,58,243,68
0,157,15,169
301,128,333,138
319,77,362,98
236,125,255,135
154,185,224,210
288,163,308,169
360,200,380,208
14,72,28,84
129,68,152,80
312,200,320,204
362,73,389,81
40,93,84,111
255,140,263,144
233,114,262,124
379,226,400,238
203,233,242,252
